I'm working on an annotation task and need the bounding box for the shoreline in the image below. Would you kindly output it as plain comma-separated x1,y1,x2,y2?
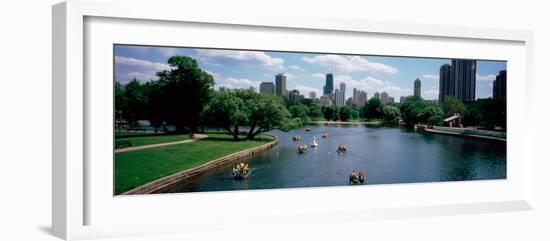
308,120,383,125
121,134,278,195
423,127,506,142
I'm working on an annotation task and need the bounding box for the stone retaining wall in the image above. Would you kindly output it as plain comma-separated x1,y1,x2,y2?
122,135,278,195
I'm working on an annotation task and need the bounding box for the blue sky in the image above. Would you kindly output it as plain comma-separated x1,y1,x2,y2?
114,45,506,101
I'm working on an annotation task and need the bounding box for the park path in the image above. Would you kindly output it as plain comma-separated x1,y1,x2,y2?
115,134,208,153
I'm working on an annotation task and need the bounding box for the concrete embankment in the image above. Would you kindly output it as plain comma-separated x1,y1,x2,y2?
122,135,278,195
423,126,506,142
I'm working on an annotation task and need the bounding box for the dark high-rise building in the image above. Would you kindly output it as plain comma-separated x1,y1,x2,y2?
259,82,275,95
275,73,287,96
438,60,477,102
439,64,453,102
323,73,334,95
288,89,302,103
414,78,421,97
493,70,507,101
452,59,477,102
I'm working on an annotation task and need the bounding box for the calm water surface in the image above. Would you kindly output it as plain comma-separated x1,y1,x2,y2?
164,124,506,193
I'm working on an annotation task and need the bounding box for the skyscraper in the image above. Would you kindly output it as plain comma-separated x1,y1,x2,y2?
374,91,381,99
352,88,367,108
323,73,334,95
439,64,452,102
339,82,346,105
452,59,476,102
493,70,507,101
288,89,303,103
309,91,316,99
275,73,287,96
414,78,421,97
259,82,275,95
335,89,344,107
381,92,389,105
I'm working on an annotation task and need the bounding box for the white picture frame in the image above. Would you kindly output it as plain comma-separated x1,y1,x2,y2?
52,0,535,240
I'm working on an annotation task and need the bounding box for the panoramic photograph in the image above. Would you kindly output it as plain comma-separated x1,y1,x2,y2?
113,44,507,195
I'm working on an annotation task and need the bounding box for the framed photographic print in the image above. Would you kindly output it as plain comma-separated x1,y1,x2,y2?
53,0,535,240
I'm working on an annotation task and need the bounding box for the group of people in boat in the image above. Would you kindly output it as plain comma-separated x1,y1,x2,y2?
349,170,366,184
292,135,302,141
232,161,250,179
322,132,330,138
337,144,347,152
297,144,308,153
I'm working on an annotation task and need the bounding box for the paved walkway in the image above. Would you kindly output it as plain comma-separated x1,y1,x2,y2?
115,134,209,153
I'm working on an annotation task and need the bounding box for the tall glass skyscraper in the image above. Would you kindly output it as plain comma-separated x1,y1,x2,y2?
275,73,287,96
438,60,477,102
452,59,476,102
323,73,334,95
439,64,452,102
414,78,421,97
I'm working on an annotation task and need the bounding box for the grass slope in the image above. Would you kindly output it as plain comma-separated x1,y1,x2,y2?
114,133,275,195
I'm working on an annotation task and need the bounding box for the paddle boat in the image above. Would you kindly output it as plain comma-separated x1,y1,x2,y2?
305,127,312,132
337,144,347,153
322,132,330,138
310,137,319,147
297,144,308,154
349,170,366,185
232,161,250,179
292,135,302,141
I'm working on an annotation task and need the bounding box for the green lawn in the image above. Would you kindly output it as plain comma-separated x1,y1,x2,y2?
115,132,191,147
114,133,275,195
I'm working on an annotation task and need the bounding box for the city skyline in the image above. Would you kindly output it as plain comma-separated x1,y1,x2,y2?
114,45,506,101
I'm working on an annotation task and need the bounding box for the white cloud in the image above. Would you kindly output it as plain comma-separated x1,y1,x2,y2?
334,75,405,98
118,72,158,82
289,65,305,72
312,73,326,80
285,73,295,80
476,74,497,81
293,84,322,98
196,49,284,70
119,45,150,53
423,89,439,100
114,56,171,82
422,74,439,80
156,47,181,57
215,76,261,91
115,56,170,72
302,55,398,74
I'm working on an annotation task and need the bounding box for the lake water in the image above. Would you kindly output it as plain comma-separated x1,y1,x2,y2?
163,124,506,193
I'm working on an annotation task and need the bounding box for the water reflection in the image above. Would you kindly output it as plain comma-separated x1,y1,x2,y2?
163,124,506,193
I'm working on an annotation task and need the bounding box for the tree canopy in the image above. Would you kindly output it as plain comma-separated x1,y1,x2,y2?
155,56,215,132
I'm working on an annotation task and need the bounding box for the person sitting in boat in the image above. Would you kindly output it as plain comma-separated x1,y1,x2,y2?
311,137,318,147
243,163,249,174
358,170,365,183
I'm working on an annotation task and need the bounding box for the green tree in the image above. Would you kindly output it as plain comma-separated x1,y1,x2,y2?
245,92,292,139
308,104,323,120
338,106,355,121
442,96,465,117
120,78,148,125
362,97,382,119
400,96,426,125
462,106,482,127
381,105,401,123
289,104,310,123
427,115,444,127
202,90,248,140
321,105,337,121
155,56,214,133
417,105,444,124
